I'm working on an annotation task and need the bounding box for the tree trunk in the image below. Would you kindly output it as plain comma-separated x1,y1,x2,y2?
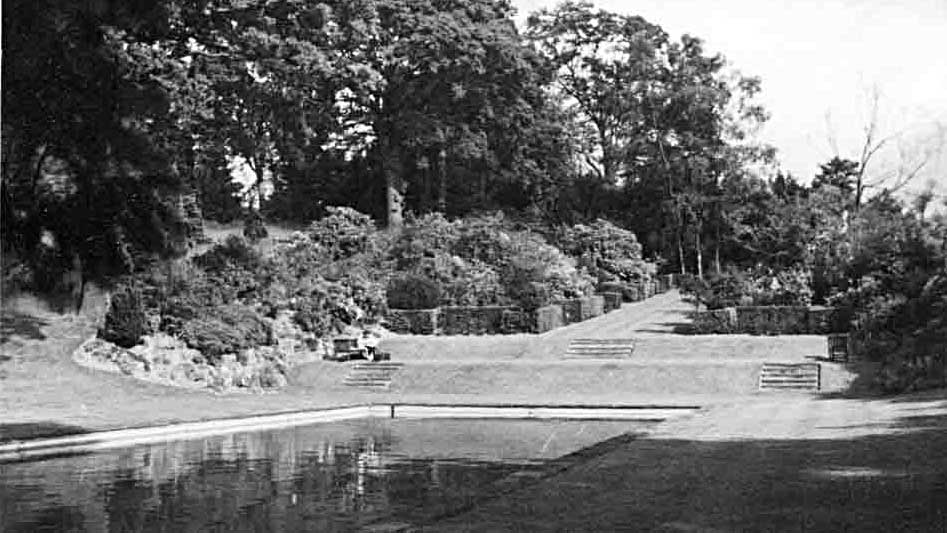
378,134,405,229
677,231,686,275
438,149,447,213
386,169,404,230
714,224,722,274
695,227,703,279
72,253,85,313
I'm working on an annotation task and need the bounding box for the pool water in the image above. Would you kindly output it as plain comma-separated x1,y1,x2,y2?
0,418,649,531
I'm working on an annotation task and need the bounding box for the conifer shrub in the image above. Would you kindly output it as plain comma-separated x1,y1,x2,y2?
99,286,148,348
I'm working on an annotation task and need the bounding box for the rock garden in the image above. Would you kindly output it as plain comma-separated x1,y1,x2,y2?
79,208,665,391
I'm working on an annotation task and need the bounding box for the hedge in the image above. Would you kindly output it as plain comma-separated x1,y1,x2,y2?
692,306,842,335
736,306,811,335
534,304,565,333
384,300,605,335
441,306,510,335
501,308,531,334
599,291,622,313
385,309,438,335
692,307,738,334
625,285,643,302
559,297,597,323
589,295,605,317
806,307,838,334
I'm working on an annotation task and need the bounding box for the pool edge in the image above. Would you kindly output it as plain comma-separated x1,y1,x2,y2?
0,403,700,463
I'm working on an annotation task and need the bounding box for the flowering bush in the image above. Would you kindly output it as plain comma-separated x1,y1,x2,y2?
682,267,815,310
386,212,591,309
557,219,655,283
308,206,377,261
747,267,813,307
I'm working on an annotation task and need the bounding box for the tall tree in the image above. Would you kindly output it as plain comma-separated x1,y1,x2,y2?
2,0,187,297
330,0,550,228
526,1,667,187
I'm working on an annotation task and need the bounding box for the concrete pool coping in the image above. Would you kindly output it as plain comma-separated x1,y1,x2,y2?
0,403,701,463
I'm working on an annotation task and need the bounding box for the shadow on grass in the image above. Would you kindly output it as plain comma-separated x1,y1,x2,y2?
636,321,696,335
431,410,947,532
0,422,87,443
0,310,48,347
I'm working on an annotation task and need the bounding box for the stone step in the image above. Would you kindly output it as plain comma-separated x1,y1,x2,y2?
565,348,632,354
343,378,393,385
759,363,820,391
570,339,637,345
760,369,820,376
351,363,404,370
565,338,636,359
760,378,819,386
344,362,403,389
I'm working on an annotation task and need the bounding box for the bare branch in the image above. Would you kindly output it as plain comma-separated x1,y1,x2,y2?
824,110,839,157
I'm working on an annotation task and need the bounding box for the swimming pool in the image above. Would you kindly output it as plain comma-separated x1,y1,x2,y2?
0,418,652,531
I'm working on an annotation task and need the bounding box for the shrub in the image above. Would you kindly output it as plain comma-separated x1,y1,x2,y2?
181,318,250,360
557,219,655,283
160,275,239,334
389,213,460,271
99,286,148,348
308,206,376,261
194,235,261,273
682,269,751,310
180,304,272,361
440,259,506,306
242,212,268,242
747,268,813,306
291,295,334,336
387,275,441,309
499,231,594,304
506,281,549,311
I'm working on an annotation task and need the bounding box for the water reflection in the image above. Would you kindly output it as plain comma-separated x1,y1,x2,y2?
1,418,644,531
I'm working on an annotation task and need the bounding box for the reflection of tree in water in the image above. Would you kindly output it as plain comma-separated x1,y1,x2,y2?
2,424,552,531
5,504,85,532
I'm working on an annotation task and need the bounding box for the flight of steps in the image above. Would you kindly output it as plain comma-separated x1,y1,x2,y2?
564,339,636,359
343,362,404,390
758,363,821,391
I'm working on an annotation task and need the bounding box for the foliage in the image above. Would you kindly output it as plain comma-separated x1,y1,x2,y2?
180,304,272,361
194,235,261,273
386,275,442,310
683,268,751,310
2,0,188,293
746,268,813,307
682,267,812,309
242,212,268,243
308,207,377,261
557,219,654,283
99,286,148,348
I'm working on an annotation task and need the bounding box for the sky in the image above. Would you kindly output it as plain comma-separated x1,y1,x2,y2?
513,0,947,198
